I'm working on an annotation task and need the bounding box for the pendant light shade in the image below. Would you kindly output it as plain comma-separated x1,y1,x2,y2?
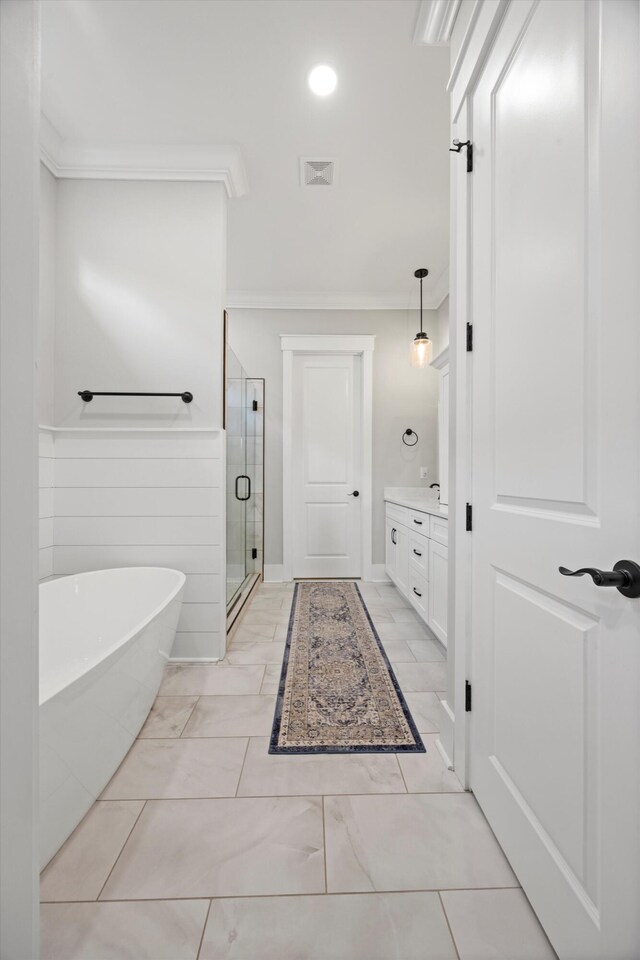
410,268,432,367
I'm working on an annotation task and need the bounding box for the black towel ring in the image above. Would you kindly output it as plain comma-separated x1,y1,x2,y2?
403,428,418,447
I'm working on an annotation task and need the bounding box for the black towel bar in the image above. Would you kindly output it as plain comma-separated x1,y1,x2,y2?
78,390,193,404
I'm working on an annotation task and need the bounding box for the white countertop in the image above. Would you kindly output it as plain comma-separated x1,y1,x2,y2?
383,487,448,519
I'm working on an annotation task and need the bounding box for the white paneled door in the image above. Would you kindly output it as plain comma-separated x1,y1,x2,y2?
292,354,361,578
469,2,640,958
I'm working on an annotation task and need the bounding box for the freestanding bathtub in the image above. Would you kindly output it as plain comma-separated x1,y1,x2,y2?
39,567,185,868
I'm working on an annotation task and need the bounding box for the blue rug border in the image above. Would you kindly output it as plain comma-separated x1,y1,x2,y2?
268,581,426,755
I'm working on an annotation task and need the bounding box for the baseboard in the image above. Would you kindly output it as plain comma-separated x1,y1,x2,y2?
367,563,390,582
435,735,454,771
264,564,289,582
438,697,455,765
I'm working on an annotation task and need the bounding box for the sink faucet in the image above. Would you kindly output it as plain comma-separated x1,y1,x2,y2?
429,482,440,501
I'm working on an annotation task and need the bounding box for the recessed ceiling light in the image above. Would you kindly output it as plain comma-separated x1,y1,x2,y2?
308,64,337,97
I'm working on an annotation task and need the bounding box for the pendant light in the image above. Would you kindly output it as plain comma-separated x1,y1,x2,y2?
410,268,432,367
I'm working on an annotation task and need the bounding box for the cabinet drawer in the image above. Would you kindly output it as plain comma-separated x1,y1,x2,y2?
409,509,429,533
408,568,429,622
385,502,410,526
429,514,448,546
409,530,429,578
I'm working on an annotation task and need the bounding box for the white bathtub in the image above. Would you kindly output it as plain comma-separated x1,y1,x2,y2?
39,567,185,868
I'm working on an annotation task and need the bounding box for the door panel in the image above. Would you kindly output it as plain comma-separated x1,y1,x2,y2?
292,355,361,578
469,2,640,957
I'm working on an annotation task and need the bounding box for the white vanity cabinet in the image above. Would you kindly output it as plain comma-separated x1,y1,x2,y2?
384,499,448,647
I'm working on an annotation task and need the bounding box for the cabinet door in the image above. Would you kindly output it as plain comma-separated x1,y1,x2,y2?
408,568,429,622
385,517,397,581
394,523,409,597
428,539,448,646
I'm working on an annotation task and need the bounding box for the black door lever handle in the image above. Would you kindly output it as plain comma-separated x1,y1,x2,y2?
559,560,640,598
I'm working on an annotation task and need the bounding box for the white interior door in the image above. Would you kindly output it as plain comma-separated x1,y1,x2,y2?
469,2,640,958
292,354,361,578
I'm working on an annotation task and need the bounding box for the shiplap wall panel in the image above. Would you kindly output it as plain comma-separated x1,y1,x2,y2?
39,429,55,580
47,429,225,660
54,516,221,547
54,458,220,488
55,487,217,517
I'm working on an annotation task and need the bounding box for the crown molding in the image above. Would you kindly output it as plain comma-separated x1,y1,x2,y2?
414,0,462,44
225,290,446,311
40,114,248,197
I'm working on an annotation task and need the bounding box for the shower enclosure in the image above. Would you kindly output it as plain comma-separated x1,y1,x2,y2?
225,345,264,616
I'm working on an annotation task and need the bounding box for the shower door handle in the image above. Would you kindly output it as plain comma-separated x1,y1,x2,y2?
235,475,251,502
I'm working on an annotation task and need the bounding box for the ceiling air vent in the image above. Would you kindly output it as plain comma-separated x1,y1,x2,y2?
300,158,336,187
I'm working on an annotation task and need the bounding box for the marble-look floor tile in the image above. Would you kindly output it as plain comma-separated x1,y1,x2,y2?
247,597,289,612
237,738,406,796
365,608,395,623
260,662,282,695
138,696,198,738
241,610,291,626
225,640,285,664
274,623,289,641
406,639,445,662
389,608,424,623
41,801,144,902
324,793,518,893
101,797,325,899
199,892,457,960
231,622,277,642
101,737,247,799
441,889,558,959
40,900,209,960
378,639,416,662
159,663,264,696
372,592,411,610
398,735,464,793
392,661,447,692
376,621,433,642
181,695,276,737
404,693,442,733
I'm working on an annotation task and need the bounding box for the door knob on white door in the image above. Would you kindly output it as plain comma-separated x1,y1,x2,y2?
559,560,640,598
348,490,359,497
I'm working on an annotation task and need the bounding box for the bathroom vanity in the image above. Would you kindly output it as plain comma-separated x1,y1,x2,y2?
383,488,448,646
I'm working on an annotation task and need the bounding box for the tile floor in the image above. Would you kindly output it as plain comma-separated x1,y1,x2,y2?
40,580,557,960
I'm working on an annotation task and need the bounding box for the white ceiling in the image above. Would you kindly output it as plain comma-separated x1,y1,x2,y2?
41,0,451,307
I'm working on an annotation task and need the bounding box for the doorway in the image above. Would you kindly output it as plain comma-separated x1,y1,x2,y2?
281,335,375,582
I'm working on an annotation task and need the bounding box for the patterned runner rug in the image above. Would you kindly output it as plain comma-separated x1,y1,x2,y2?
269,581,425,754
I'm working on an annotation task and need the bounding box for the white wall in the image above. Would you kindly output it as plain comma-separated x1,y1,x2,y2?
0,2,40,955
39,164,57,424
434,295,450,355
229,308,441,568
38,177,228,658
54,179,226,428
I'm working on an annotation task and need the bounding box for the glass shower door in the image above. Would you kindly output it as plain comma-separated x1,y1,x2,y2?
226,346,264,615
226,348,249,607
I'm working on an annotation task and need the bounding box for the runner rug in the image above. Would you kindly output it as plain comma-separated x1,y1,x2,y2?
269,581,425,754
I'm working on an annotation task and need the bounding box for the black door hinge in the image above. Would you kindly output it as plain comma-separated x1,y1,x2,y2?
450,139,473,173
465,681,472,712
251,547,258,560
252,400,258,412
465,502,473,532
466,322,473,352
